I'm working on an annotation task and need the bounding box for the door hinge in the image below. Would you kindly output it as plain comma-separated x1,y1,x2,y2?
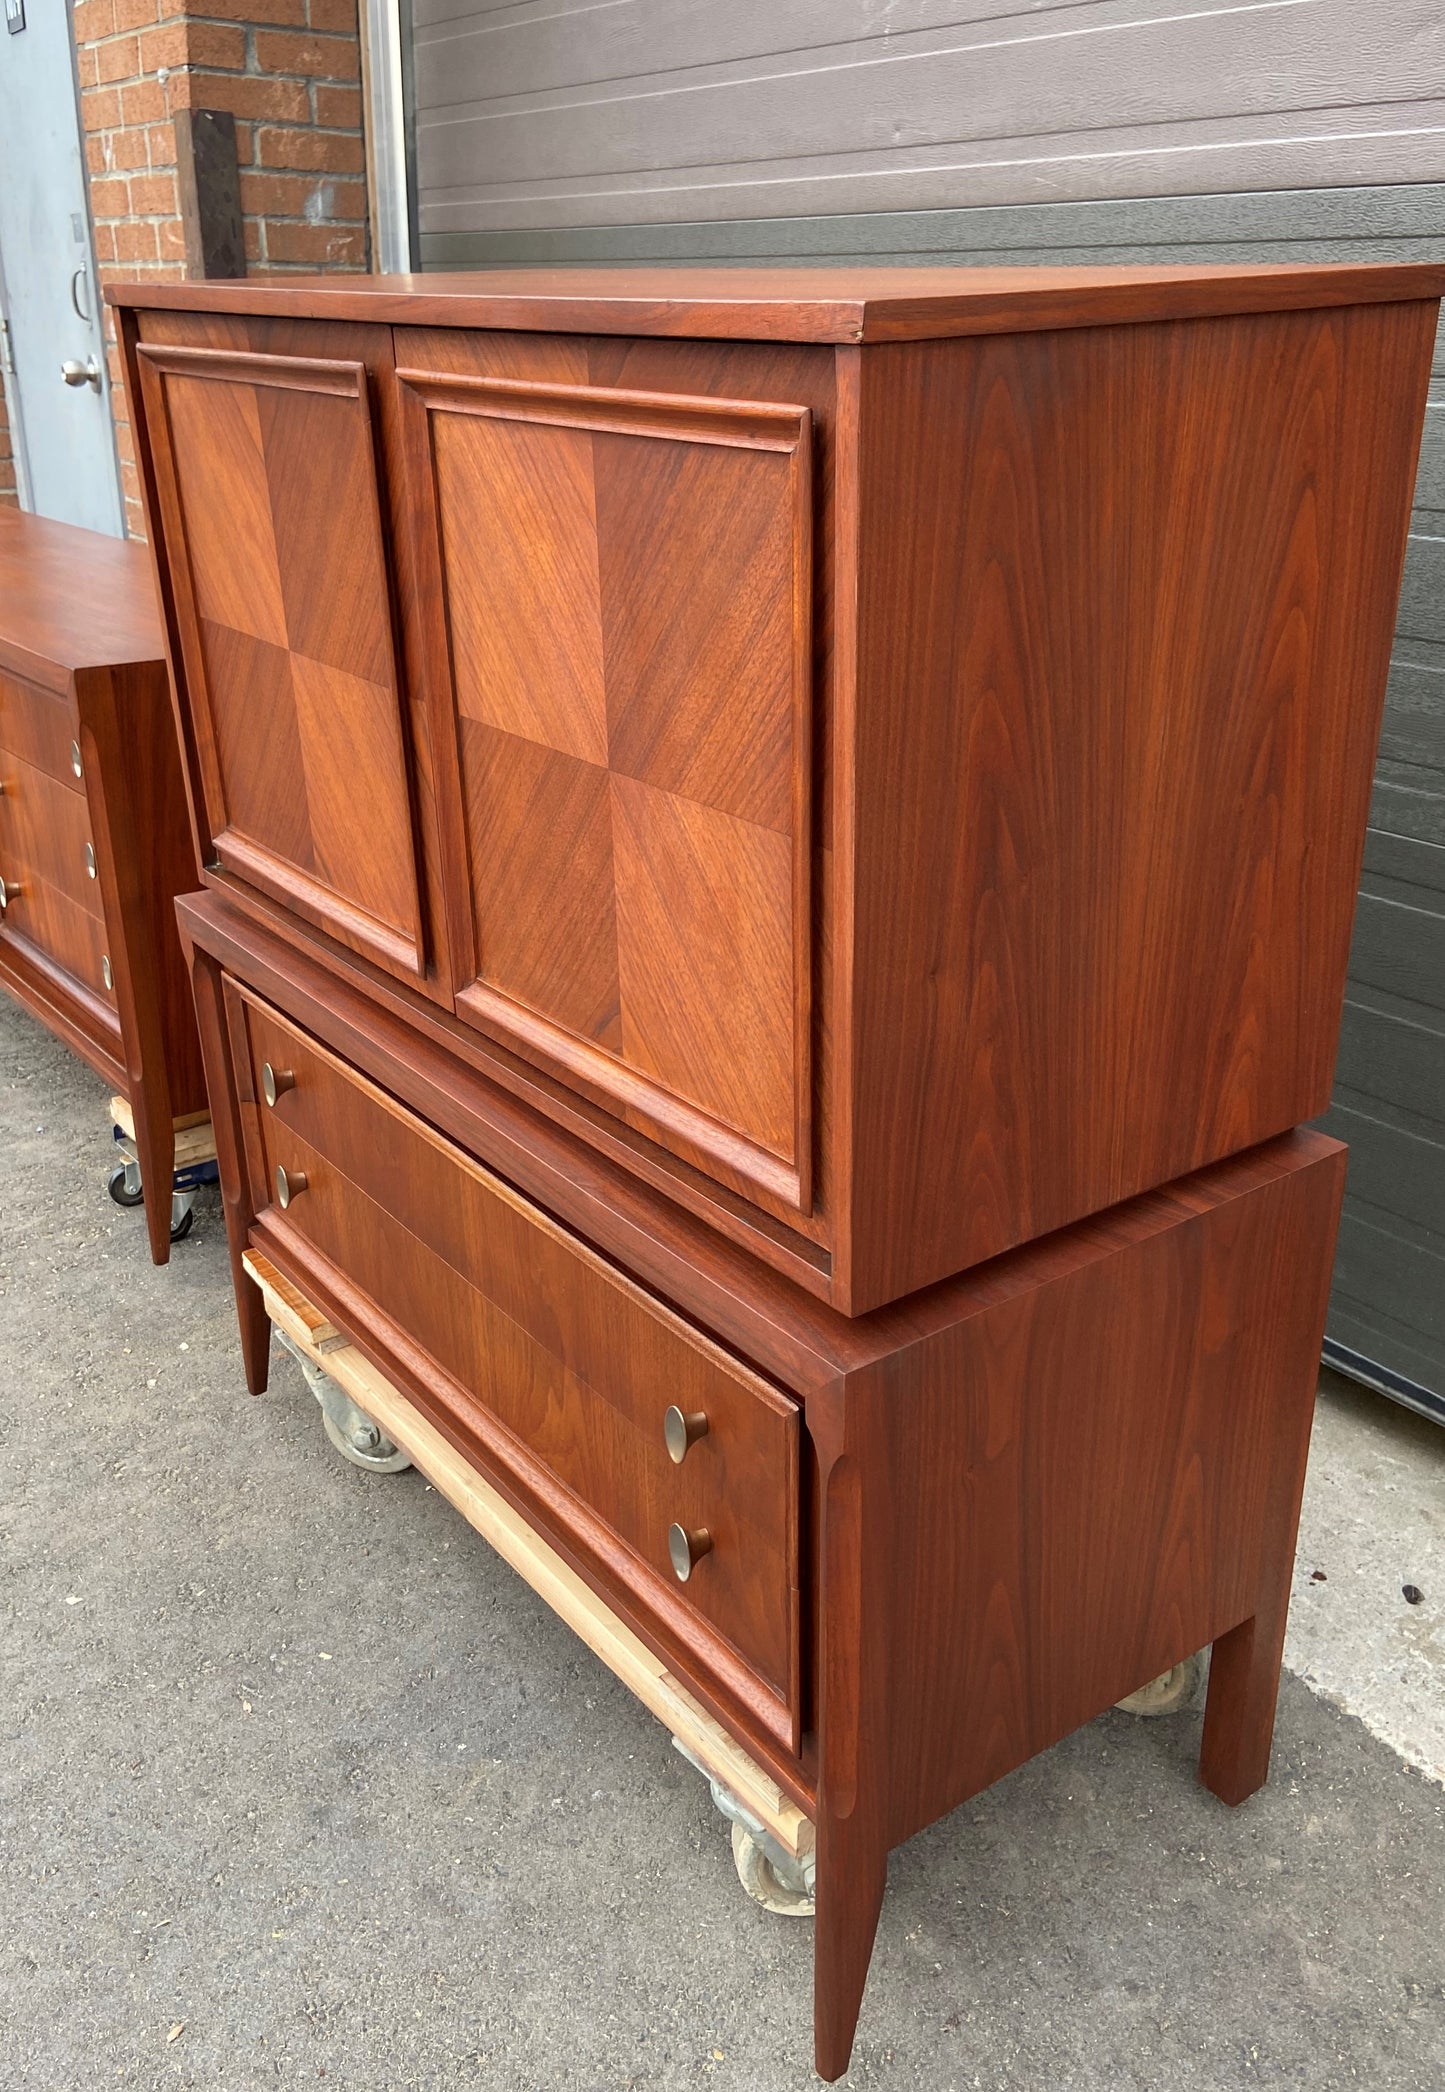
0,316,14,377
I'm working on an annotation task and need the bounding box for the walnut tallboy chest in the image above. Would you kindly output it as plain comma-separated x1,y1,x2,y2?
111,265,1442,2077
0,508,207,1263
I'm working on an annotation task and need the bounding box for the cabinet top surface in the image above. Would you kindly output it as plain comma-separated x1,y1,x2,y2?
0,507,163,686
105,262,1445,343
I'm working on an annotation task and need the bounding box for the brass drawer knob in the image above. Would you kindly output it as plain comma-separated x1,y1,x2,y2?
84,842,97,879
70,740,83,779
0,878,20,908
668,1523,712,1583
101,954,112,991
261,1062,295,1108
275,1164,308,1209
664,1406,709,1464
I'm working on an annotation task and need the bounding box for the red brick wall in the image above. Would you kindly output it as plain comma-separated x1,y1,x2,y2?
71,0,369,534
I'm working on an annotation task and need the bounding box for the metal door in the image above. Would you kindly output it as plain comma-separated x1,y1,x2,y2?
0,0,123,534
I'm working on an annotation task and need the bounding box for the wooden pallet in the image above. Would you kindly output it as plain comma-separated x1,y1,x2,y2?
110,1093,216,1169
242,1248,815,1866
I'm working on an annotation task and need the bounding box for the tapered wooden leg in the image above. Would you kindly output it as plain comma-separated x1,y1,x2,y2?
131,1086,177,1269
236,1266,272,1396
813,1812,888,2082
184,938,270,1394
1199,1602,1291,1806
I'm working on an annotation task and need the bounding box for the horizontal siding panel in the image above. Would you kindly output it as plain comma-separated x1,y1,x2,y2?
1370,773,1445,848
1326,1210,1445,1348
1380,650,1445,786
413,2,1445,230
1333,1000,1445,1132
413,0,1207,96
1361,825,1445,895
1345,889,1445,1012
1318,1102,1445,1239
1325,1296,1445,1394
1414,400,1445,510
420,180,1445,266
1397,531,1445,646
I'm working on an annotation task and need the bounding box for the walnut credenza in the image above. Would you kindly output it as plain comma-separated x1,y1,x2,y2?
111,265,1441,2077
0,507,207,1262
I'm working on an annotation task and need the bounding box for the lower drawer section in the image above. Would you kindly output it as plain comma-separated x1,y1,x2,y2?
227,981,802,1751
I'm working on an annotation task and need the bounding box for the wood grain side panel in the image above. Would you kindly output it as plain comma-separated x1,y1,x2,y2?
827,1133,1346,1854
847,300,1437,1309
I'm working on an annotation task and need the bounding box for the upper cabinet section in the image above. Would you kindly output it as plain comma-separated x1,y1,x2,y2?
135,329,428,985
395,330,815,1216
113,270,1445,1313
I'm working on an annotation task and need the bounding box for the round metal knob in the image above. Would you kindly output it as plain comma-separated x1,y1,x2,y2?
275,1164,308,1209
60,356,102,392
261,1062,295,1108
0,878,19,909
667,1523,712,1583
70,740,83,779
101,954,112,991
84,842,97,879
664,1406,709,1464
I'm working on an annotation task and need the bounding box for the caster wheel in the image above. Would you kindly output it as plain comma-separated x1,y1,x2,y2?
1116,1651,1205,1717
321,1406,412,1474
731,1822,814,1919
108,1161,144,1209
169,1206,195,1243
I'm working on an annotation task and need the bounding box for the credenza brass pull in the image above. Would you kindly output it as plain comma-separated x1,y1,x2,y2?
664,1405,709,1464
275,1164,308,1209
668,1523,712,1583
101,954,112,991
261,1062,295,1108
84,842,97,879
70,740,83,779
0,878,21,908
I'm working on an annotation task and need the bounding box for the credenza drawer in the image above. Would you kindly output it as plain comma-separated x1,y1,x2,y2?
0,670,85,797
230,983,802,1748
0,745,112,1008
0,751,100,917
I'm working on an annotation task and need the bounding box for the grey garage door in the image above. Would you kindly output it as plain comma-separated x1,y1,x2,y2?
404,3,1445,1417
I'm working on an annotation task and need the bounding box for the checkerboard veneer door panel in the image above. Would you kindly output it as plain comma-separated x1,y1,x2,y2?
136,344,427,984
398,364,814,1217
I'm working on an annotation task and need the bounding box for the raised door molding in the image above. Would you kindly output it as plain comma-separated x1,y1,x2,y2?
398,366,815,1215
135,341,429,985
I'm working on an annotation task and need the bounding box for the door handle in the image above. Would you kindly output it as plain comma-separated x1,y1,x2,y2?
70,267,92,323
60,356,102,392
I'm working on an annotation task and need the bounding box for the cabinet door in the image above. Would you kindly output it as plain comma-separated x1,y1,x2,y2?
136,342,427,983
397,349,813,1215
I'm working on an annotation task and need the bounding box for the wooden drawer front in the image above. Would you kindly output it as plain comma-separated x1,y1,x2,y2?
0,672,83,795
0,752,99,915
235,989,802,1745
0,873,112,1006
396,331,813,1220
135,335,428,986
0,745,112,1006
